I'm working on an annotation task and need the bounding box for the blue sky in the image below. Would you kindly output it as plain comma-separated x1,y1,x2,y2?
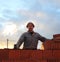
0,0,60,49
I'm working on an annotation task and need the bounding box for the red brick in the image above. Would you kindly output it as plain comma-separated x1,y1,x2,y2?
47,59,60,62
0,49,9,60
1,59,53,62
42,50,53,60
30,60,47,62
9,50,41,60
0,60,2,62
43,40,60,50
30,50,43,60
19,50,34,60
1,49,60,62
2,60,19,62
49,40,60,50
50,41,57,50
43,40,52,50
53,50,60,59
40,60,47,62
2,59,47,62
9,50,20,60
54,37,60,40
51,40,60,50
53,34,60,38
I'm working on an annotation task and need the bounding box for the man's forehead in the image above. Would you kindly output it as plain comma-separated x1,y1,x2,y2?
26,22,35,27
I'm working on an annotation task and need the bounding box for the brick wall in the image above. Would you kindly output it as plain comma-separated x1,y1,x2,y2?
0,34,60,62
43,34,60,50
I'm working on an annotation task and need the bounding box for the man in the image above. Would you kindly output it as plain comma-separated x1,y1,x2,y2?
14,22,48,50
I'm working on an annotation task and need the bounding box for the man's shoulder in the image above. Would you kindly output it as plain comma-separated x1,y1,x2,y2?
22,32,28,35
34,32,41,36
34,32,40,35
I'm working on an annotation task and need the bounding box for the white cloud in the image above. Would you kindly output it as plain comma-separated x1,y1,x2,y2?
18,10,48,20
52,0,60,4
2,22,17,36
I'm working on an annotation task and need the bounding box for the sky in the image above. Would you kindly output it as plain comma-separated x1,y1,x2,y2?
0,0,60,49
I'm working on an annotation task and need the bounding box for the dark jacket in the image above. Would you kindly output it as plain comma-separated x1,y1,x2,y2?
15,31,47,50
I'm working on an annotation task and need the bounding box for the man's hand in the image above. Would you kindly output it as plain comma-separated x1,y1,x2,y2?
14,44,17,49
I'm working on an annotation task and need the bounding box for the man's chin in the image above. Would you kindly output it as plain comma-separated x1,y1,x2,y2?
29,30,33,32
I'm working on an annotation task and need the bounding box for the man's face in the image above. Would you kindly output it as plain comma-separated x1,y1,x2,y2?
27,24,34,32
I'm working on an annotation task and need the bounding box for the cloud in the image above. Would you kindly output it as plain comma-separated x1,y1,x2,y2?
0,21,28,42
2,22,17,36
18,10,48,20
52,0,60,5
